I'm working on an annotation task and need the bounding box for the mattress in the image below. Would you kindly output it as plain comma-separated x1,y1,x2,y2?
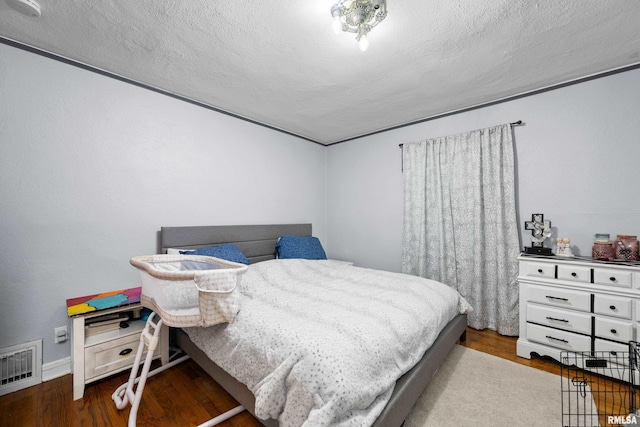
183,259,472,427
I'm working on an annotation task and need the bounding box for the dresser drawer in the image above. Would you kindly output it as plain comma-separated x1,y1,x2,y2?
526,323,591,352
594,339,630,366
523,262,555,279
527,303,591,335
593,268,632,288
593,294,632,319
527,284,591,312
557,265,591,283
85,332,157,381
594,317,633,342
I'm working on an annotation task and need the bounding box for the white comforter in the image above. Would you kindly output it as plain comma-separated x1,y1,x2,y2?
184,259,471,427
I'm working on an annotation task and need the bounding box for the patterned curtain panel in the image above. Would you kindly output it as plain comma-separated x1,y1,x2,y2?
402,124,520,335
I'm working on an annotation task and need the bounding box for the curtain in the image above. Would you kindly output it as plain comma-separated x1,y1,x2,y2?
402,124,520,335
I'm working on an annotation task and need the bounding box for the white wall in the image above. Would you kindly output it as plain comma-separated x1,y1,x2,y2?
327,68,640,271
0,44,326,365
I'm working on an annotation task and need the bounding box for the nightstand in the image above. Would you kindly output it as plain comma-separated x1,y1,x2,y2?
67,287,169,400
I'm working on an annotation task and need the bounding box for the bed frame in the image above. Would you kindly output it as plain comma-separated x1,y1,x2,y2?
160,223,467,427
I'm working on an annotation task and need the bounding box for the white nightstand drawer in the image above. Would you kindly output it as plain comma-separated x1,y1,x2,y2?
557,265,591,283
593,294,632,319
523,262,555,279
85,332,157,381
593,268,632,288
527,304,591,335
594,317,633,342
526,323,591,352
527,284,591,312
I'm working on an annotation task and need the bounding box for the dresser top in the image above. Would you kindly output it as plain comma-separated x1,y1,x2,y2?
518,253,640,268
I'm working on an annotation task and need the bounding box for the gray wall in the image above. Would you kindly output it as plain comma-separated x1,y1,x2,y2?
326,68,640,271
0,44,326,365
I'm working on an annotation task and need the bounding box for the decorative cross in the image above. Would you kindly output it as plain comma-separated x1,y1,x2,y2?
524,213,551,248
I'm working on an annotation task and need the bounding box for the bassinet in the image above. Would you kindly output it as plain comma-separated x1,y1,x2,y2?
114,254,249,427
129,254,249,327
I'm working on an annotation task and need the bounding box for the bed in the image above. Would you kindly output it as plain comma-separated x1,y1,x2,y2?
159,223,469,427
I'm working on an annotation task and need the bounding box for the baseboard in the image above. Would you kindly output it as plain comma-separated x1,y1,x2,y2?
43,357,71,382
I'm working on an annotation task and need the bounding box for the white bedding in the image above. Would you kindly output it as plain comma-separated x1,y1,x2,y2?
184,259,472,427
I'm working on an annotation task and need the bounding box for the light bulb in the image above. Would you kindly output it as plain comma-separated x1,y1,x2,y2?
332,16,342,34
358,34,369,51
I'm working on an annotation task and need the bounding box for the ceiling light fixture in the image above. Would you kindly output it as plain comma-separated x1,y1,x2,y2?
5,0,41,17
331,0,387,52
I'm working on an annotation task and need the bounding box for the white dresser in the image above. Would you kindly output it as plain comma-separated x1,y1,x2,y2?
517,254,640,379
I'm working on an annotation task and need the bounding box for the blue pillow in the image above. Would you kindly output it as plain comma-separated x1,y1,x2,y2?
276,235,327,260
180,244,250,265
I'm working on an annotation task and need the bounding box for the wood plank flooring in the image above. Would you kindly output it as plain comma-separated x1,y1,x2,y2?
0,328,596,426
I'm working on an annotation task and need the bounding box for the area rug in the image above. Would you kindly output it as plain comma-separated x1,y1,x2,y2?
404,345,563,427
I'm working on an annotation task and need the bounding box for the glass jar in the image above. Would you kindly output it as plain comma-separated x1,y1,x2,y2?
592,241,615,260
614,235,639,261
593,233,615,260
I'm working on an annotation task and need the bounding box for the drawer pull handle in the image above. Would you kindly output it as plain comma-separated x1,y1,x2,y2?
610,277,616,281
546,316,569,323
546,295,569,302
611,329,617,334
119,348,133,356
546,335,568,344
610,305,617,310
537,269,543,273
571,272,577,277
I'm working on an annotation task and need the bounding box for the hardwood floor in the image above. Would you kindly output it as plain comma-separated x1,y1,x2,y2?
458,326,563,376
0,328,590,426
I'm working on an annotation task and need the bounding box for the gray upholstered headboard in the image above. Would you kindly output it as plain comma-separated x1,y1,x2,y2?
160,224,312,264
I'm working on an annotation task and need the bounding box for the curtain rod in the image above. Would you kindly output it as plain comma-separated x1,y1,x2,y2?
398,120,523,148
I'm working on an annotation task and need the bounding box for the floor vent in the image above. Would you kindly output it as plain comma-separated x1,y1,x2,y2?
0,339,42,396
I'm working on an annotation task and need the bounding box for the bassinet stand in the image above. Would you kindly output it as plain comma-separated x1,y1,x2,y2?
112,312,245,427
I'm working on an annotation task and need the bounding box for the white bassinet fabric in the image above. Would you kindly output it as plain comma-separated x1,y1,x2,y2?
131,254,248,327
194,269,240,325
184,259,472,427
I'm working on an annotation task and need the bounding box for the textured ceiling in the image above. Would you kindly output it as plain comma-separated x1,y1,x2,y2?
1,0,639,145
